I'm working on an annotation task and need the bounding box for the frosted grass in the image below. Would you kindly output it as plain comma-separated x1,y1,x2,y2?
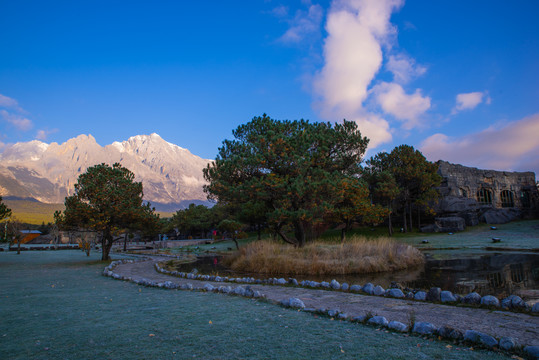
0,251,510,359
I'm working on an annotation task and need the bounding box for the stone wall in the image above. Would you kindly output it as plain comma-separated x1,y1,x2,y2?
426,161,539,230
437,161,538,210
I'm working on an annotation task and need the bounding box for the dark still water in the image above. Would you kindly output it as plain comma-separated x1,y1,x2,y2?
175,252,539,298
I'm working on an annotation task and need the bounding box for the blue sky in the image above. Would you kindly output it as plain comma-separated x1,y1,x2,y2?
1,0,538,174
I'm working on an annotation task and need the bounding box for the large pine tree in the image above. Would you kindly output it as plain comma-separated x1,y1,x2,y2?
55,163,159,260
203,114,378,247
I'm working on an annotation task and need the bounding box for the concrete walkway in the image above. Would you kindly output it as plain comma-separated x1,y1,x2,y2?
112,257,539,348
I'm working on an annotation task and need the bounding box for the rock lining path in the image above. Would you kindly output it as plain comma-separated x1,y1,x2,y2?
112,257,539,348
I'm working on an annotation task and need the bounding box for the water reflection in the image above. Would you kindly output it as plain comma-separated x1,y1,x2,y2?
175,252,539,298
416,253,539,298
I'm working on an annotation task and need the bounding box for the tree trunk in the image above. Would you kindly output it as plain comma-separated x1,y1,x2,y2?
101,230,113,261
103,241,112,260
257,224,261,240
276,229,297,246
17,239,21,255
402,204,407,233
417,208,421,231
409,203,413,232
341,228,346,243
294,221,306,248
388,211,393,236
123,233,127,252
232,235,239,250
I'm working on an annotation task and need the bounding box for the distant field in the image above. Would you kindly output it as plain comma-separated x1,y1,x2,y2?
3,199,64,225
3,199,173,225
156,211,173,219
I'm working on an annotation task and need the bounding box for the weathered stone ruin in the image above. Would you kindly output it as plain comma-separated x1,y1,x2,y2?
422,161,539,232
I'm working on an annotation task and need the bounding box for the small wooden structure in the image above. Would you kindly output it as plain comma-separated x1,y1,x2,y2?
19,230,42,244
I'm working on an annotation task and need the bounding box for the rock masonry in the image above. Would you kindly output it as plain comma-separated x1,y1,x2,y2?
422,161,539,232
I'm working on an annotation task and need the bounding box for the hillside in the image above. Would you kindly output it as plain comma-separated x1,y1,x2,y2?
3,197,174,225
3,197,64,225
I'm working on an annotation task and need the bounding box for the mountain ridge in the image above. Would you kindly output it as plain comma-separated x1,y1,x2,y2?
0,133,213,211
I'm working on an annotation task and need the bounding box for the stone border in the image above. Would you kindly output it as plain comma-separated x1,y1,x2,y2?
1,244,80,251
103,258,267,297
103,259,539,359
278,296,539,358
153,260,539,315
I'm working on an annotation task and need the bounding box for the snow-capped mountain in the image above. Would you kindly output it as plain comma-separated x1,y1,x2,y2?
0,133,213,211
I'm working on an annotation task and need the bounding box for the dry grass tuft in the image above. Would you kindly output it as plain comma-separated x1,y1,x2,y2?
227,236,424,275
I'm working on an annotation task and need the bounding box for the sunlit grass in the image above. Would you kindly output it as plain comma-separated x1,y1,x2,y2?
3,199,64,224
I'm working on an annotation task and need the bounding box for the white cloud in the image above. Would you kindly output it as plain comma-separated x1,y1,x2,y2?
0,94,19,108
312,0,403,146
278,4,323,44
386,54,426,84
452,91,489,113
271,5,289,18
372,82,430,129
0,110,33,131
0,93,34,132
420,113,539,173
352,112,392,148
36,128,58,141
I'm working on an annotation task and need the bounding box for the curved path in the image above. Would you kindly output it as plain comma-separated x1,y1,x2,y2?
113,257,539,348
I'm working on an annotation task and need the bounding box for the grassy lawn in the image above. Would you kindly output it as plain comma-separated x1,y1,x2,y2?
396,219,539,254
158,236,257,255
0,251,511,359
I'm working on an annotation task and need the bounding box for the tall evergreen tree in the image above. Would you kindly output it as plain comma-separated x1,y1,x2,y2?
0,196,12,221
55,163,160,260
366,145,441,233
203,114,372,247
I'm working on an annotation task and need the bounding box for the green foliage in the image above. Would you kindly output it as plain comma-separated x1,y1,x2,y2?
172,203,214,238
55,163,160,260
0,196,12,242
204,114,373,247
365,145,441,234
0,196,12,221
329,177,388,242
218,218,244,249
235,200,269,240
217,219,242,232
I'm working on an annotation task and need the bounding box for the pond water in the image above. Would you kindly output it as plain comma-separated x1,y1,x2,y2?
175,251,539,299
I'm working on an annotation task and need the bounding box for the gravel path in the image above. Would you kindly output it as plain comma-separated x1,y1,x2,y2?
113,258,539,348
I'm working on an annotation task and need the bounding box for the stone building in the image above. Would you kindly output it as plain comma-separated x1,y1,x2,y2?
424,161,539,232
438,161,538,210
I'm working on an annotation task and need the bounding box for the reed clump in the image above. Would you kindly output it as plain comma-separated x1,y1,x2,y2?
227,236,424,275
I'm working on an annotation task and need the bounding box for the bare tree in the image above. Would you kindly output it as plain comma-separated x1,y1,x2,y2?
7,219,24,255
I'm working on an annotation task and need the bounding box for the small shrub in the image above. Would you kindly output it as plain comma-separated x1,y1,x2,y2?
364,311,374,321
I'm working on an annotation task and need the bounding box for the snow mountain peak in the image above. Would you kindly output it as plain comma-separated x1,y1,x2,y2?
0,134,212,211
